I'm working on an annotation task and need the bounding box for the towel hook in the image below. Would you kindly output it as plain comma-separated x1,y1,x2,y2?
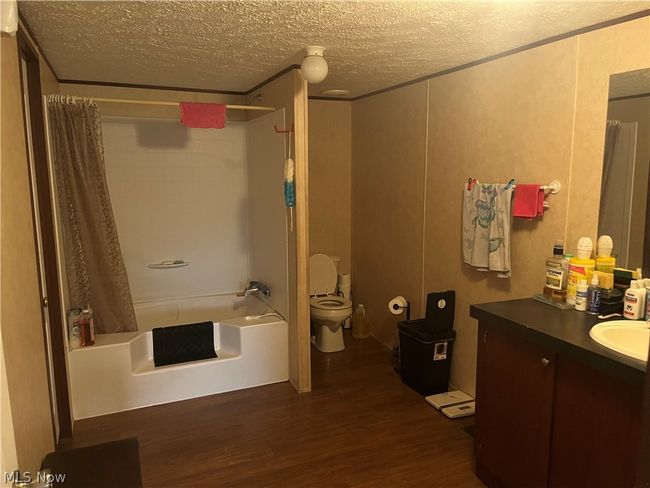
274,123,294,134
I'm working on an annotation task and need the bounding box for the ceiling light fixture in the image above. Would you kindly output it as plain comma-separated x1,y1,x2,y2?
320,89,350,97
301,46,328,84
0,0,18,36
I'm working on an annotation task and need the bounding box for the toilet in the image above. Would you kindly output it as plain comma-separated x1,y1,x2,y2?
310,254,353,352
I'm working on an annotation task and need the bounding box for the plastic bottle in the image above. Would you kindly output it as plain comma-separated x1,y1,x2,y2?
587,274,601,315
645,279,650,319
544,240,567,297
566,237,595,306
352,304,370,339
79,306,96,346
68,308,82,349
623,281,646,320
575,279,589,311
595,235,616,272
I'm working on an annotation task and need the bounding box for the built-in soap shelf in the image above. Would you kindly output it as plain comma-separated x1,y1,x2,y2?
148,260,189,270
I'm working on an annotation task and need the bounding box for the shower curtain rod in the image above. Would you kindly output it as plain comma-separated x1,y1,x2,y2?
80,96,276,112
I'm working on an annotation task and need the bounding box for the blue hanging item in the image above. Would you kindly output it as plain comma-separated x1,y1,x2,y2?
284,157,295,208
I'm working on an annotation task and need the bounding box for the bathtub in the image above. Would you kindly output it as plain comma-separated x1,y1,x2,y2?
67,294,288,420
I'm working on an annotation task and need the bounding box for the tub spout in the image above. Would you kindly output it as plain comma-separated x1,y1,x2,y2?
237,281,270,298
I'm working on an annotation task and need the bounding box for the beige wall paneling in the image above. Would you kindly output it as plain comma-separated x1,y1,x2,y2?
566,17,650,248
424,39,578,396
351,82,428,348
247,69,311,392
351,17,650,396
308,100,352,273
1,330,18,475
1,34,55,471
607,95,650,268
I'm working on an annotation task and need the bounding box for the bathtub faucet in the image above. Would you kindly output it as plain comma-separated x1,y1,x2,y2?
237,281,270,298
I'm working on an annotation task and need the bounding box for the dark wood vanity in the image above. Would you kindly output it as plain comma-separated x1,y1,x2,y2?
470,299,646,488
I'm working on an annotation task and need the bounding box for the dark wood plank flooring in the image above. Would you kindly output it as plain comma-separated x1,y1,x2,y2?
63,332,482,487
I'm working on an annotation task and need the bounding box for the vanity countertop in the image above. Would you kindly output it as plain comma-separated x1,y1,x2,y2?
470,298,646,385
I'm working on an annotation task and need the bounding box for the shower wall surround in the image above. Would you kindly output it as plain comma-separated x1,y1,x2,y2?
102,117,249,302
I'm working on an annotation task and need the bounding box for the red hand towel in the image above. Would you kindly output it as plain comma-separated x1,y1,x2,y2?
513,184,545,218
179,102,226,129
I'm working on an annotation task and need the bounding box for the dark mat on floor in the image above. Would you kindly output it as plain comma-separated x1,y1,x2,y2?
42,437,142,488
152,321,217,367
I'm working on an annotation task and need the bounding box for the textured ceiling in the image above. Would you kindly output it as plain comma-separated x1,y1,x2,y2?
609,68,650,98
19,0,649,98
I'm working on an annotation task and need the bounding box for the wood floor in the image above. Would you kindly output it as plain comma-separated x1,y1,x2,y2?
63,332,483,487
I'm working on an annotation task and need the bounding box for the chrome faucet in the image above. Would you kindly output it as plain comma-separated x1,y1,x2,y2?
237,281,270,298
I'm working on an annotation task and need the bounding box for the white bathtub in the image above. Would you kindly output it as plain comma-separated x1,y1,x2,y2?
67,294,288,420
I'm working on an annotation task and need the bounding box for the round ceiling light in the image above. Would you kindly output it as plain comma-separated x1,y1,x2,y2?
301,46,328,84
320,89,350,97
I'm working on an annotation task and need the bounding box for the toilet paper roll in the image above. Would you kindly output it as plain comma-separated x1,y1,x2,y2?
388,296,408,315
338,273,351,299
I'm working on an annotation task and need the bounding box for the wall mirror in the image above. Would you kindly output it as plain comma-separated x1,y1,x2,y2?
599,67,650,277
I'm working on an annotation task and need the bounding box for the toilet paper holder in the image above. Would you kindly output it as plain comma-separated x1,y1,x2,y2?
389,296,411,320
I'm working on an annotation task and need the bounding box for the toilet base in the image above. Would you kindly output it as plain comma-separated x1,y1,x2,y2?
312,324,345,353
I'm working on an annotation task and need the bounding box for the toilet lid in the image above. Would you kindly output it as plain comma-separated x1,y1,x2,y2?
310,296,352,311
309,254,337,295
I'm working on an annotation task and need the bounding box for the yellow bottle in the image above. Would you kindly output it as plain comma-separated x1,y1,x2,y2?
566,237,595,306
595,235,616,273
352,304,370,339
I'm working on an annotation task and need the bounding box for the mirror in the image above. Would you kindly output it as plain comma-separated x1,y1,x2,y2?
599,68,650,276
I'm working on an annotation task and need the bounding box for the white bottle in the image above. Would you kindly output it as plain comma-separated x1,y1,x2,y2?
575,279,588,311
645,279,650,319
624,280,646,320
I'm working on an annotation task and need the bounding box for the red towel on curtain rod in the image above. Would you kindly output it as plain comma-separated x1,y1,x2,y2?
513,184,544,219
179,102,226,129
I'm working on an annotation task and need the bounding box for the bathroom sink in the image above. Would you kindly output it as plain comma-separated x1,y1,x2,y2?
589,320,649,362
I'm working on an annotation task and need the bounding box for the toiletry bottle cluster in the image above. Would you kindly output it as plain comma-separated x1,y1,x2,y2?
543,235,647,318
68,306,95,348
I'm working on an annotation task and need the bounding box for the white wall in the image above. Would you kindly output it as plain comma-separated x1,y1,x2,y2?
102,117,249,302
245,110,289,318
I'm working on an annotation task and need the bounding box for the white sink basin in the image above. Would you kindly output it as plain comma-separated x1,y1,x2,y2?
589,320,650,362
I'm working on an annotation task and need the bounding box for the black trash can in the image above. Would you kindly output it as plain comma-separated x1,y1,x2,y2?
397,290,456,395
398,321,455,395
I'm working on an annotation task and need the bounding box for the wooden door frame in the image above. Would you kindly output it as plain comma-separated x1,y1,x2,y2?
16,28,72,440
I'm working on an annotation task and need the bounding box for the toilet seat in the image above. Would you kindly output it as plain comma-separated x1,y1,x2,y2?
310,296,352,311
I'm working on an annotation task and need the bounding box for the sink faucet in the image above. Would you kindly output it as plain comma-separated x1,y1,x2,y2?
237,281,270,298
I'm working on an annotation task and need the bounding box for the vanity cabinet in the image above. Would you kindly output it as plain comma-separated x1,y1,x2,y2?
548,356,642,487
472,300,645,488
475,323,556,487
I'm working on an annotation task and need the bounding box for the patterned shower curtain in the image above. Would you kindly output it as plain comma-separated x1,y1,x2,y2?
47,95,137,333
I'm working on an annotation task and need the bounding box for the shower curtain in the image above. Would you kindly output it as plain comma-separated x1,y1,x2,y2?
47,95,137,333
599,120,622,219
